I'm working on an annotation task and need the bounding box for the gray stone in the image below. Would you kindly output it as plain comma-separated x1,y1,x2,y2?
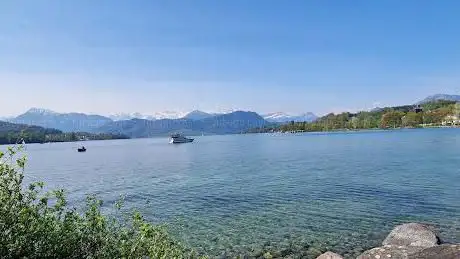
408,244,460,259
357,245,425,259
382,223,439,248
316,251,344,259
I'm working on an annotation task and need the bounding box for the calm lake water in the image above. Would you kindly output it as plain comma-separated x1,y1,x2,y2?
11,129,460,258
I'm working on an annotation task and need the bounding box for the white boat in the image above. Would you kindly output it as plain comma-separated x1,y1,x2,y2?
169,133,194,144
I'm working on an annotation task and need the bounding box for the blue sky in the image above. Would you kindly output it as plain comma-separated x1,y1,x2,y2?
0,0,459,116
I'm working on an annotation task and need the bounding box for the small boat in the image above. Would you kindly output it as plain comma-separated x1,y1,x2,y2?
169,133,194,144
77,146,86,152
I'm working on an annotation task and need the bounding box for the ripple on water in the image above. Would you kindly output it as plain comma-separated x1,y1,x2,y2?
17,129,460,258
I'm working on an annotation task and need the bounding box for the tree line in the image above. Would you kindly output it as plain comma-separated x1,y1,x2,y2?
0,121,128,145
250,100,459,133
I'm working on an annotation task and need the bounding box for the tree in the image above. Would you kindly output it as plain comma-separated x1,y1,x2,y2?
380,111,405,128
249,99,457,133
70,132,78,141
351,116,359,129
402,112,423,127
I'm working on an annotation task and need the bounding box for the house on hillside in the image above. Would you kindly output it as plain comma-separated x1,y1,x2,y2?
413,105,423,113
442,115,460,126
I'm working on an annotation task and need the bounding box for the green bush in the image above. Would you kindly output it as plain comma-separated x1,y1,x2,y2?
0,145,201,258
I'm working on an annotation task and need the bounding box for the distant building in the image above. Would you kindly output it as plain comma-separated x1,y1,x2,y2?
413,105,423,113
442,115,460,126
78,135,89,141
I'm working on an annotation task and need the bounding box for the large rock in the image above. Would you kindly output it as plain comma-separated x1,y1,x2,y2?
357,245,424,259
408,244,460,259
382,223,440,248
316,251,344,259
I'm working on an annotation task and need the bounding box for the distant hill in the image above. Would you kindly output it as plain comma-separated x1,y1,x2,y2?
201,111,267,134
0,120,61,134
0,120,128,145
97,118,196,138
183,110,215,120
98,111,268,138
0,121,62,144
417,94,460,104
251,98,460,134
10,108,112,132
7,108,320,136
263,112,317,123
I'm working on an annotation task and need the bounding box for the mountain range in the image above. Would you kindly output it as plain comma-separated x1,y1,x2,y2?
2,94,457,138
109,111,190,121
263,112,318,123
3,108,316,135
417,94,460,104
109,113,156,121
10,108,112,133
98,111,267,138
183,110,217,120
0,120,61,135
109,110,316,123
3,108,276,137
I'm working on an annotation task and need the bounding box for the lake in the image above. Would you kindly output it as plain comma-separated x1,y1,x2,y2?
12,128,460,258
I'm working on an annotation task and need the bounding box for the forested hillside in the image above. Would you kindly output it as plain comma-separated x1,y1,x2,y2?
249,100,459,133
0,121,128,145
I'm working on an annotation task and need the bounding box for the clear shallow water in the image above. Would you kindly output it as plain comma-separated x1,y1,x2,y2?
9,129,460,258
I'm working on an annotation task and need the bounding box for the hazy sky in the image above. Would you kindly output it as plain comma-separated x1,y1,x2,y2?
1,0,459,116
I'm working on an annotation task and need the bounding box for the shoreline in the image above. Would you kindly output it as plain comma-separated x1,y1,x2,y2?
0,137,130,146
255,125,460,135
316,223,459,259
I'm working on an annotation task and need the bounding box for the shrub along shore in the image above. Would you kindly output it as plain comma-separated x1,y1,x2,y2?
0,146,200,258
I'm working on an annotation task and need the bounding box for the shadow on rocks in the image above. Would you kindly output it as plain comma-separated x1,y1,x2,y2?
317,222,459,259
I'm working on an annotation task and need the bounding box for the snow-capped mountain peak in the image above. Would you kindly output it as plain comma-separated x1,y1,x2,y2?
109,111,189,121
26,108,59,115
108,110,317,122
152,111,188,120
264,112,290,119
109,113,156,121
263,112,317,123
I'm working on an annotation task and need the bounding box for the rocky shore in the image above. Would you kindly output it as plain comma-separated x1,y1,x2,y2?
317,223,459,259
